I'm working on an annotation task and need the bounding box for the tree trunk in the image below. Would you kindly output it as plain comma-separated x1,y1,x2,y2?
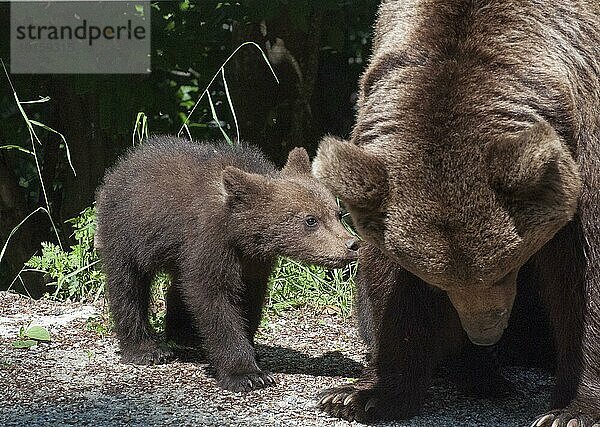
48,78,108,225
0,151,46,295
230,5,325,165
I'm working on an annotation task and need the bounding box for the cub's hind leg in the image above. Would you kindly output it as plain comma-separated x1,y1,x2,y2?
105,256,173,365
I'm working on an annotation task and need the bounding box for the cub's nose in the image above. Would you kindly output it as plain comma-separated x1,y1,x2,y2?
345,238,360,252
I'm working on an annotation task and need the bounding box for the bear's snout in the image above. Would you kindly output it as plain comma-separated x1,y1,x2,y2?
462,309,511,346
447,282,517,347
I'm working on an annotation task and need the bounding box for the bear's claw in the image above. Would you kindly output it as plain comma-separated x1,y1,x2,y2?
531,409,600,427
318,386,368,422
218,370,276,392
365,397,380,412
342,393,355,406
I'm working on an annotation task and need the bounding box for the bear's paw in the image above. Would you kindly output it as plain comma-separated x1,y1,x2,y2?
530,407,600,427
318,384,420,423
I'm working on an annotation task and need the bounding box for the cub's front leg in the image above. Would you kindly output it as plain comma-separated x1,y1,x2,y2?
179,251,275,392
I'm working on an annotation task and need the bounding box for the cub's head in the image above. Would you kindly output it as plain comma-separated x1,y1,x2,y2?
222,147,359,268
314,122,581,345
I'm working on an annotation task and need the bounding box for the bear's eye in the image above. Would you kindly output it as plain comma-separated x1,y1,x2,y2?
337,210,344,221
305,215,318,228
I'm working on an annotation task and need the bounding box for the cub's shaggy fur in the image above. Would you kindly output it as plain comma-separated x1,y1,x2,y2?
96,136,358,392
314,0,600,424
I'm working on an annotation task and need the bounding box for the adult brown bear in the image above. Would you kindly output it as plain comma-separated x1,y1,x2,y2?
313,0,600,425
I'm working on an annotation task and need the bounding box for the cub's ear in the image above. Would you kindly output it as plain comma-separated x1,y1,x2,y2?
281,147,311,177
313,135,388,208
484,122,582,204
222,167,268,199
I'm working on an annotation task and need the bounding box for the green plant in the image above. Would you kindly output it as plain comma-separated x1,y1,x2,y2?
178,41,278,144
25,206,104,302
266,258,356,318
85,314,111,338
0,61,76,282
148,272,171,332
12,324,51,349
132,111,150,146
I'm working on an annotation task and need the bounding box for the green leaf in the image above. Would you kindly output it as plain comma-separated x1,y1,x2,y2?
12,339,37,349
28,120,76,177
25,325,51,342
179,0,190,11
0,145,34,155
19,96,51,104
0,207,53,268
221,68,239,144
206,90,232,145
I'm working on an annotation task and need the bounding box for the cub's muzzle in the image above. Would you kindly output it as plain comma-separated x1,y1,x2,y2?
346,238,360,257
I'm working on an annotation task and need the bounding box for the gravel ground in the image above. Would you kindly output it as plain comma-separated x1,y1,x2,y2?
0,291,553,426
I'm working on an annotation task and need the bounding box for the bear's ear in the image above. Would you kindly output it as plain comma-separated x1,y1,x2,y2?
222,167,269,199
281,147,311,177
484,122,581,200
312,135,388,208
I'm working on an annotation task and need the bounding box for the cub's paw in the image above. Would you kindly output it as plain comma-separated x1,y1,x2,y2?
318,384,420,423
530,409,600,427
218,371,276,392
120,344,174,365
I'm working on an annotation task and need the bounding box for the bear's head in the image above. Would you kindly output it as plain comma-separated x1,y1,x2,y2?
314,122,582,345
222,147,359,268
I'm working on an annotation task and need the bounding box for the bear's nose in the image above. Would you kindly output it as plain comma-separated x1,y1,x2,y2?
346,238,360,252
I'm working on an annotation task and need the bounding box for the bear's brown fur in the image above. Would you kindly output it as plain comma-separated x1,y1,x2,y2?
313,0,600,424
95,136,358,392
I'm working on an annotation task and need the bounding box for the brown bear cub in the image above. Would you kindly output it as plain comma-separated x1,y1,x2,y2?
95,136,358,392
314,0,599,425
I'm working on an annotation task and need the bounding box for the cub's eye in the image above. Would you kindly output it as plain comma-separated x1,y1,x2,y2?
337,210,344,221
305,215,318,227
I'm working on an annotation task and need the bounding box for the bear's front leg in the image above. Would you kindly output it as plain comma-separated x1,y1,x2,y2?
319,245,460,422
531,219,600,427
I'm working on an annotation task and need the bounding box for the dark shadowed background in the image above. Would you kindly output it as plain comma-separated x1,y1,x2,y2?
0,1,379,293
